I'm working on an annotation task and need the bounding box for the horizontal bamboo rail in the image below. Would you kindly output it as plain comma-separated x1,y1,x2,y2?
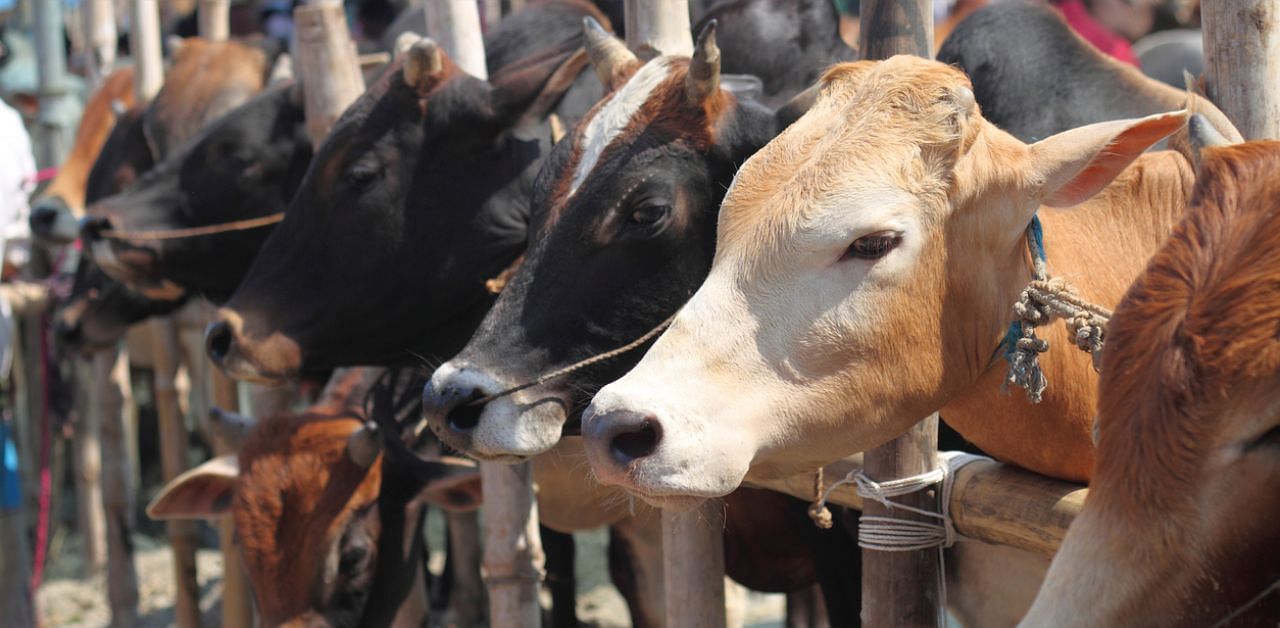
747,454,1086,559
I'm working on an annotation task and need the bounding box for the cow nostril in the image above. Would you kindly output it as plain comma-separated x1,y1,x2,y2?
446,391,485,433
30,207,58,231
609,418,663,464
55,322,81,345
205,321,233,363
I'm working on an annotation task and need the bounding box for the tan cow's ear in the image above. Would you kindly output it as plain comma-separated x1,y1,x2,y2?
1030,110,1189,208
147,455,239,520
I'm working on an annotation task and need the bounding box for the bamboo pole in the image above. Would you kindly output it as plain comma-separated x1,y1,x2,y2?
150,317,201,628
423,0,489,79
81,0,117,86
197,0,230,41
856,3,938,624
444,510,485,626
1202,0,1280,140
34,0,73,166
662,500,727,627
130,0,164,100
94,347,140,628
292,2,366,146
71,361,107,577
479,462,545,627
624,0,692,58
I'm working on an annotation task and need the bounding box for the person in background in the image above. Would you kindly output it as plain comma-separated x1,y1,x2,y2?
0,96,34,380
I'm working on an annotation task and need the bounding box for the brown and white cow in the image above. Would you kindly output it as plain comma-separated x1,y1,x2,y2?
1021,139,1280,627
148,369,482,627
583,55,1201,505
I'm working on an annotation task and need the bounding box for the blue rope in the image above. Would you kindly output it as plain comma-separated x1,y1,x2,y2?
1004,214,1046,363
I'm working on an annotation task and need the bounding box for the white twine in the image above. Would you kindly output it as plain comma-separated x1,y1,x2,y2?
815,451,990,624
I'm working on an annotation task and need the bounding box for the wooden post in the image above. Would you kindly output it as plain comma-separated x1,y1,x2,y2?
150,318,201,628
197,0,230,41
1202,0,1280,141
81,0,117,86
857,5,938,625
292,2,366,146
34,0,73,166
423,0,489,79
71,361,108,578
624,0,693,58
480,462,545,627
93,347,140,628
130,0,165,100
662,500,727,627
444,510,485,626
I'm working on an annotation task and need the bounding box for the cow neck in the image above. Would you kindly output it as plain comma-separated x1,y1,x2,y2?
941,150,1196,483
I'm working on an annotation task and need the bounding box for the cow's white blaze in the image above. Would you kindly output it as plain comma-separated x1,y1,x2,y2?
569,57,674,197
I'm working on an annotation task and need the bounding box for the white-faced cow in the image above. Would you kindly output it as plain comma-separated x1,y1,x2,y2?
1022,139,1280,627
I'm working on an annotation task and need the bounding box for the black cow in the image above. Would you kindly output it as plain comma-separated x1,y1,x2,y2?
80,83,312,304
420,21,861,625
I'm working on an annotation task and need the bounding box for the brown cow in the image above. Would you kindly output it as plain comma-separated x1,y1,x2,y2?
1022,139,1280,627
28,68,137,244
148,368,482,627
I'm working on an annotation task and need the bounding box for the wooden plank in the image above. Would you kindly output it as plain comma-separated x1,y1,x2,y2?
1203,0,1280,140
662,500,727,627
748,456,1086,559
480,462,544,627
130,0,164,100
293,2,366,145
424,0,489,79
150,317,201,628
624,0,692,58
95,347,140,628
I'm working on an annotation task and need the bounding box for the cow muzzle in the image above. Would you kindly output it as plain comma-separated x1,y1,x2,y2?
205,309,301,385
422,362,566,461
29,196,80,244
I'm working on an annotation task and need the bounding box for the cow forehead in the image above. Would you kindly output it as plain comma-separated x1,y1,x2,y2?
718,57,975,255
569,57,678,197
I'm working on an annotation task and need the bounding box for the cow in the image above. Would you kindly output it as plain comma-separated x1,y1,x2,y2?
936,0,1239,146
79,83,312,303
147,368,484,627
582,56,1198,505
28,68,137,245
1021,138,1280,627
420,21,865,625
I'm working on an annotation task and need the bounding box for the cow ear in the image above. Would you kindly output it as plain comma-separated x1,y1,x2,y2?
413,457,482,512
1030,110,1189,208
147,455,239,520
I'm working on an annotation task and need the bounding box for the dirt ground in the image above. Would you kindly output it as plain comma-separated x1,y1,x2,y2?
36,521,787,627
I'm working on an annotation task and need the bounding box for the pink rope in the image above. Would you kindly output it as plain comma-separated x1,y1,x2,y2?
29,314,53,596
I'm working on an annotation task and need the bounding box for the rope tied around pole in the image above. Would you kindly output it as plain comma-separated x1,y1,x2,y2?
1004,215,1113,403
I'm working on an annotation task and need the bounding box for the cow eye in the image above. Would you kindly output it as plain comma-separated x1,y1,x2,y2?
843,231,902,261
346,165,381,187
339,544,369,571
630,203,670,227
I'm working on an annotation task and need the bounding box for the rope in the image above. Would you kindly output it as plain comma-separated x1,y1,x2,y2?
99,212,285,241
807,452,989,626
1004,215,1113,402
463,313,677,407
1210,578,1280,628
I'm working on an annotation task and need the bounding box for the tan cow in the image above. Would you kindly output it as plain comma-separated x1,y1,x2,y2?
1022,140,1280,627
583,55,1201,505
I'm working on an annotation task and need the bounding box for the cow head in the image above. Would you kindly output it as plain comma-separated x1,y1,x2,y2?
1023,141,1280,627
148,412,481,627
80,83,312,303
422,20,780,461
53,254,186,353
583,56,1187,506
207,37,571,384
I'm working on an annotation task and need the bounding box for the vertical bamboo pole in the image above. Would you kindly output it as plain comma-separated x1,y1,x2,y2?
423,0,489,79
150,318,201,628
480,462,545,627
662,501,727,627
624,0,693,58
81,0,117,86
34,0,72,166
95,347,140,628
197,0,230,41
130,0,164,100
444,510,485,626
292,2,366,146
1202,0,1280,141
858,3,939,626
71,361,107,577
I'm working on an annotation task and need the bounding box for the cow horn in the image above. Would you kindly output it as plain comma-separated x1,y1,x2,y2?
1189,113,1230,151
583,16,636,89
268,53,294,85
346,421,383,468
403,38,445,92
686,20,721,106
208,406,257,451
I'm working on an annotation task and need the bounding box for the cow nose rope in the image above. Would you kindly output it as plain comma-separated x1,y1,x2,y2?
98,212,285,241
1004,215,1113,402
463,313,677,407
807,452,989,628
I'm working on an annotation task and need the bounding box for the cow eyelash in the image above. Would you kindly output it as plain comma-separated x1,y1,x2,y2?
843,231,903,261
